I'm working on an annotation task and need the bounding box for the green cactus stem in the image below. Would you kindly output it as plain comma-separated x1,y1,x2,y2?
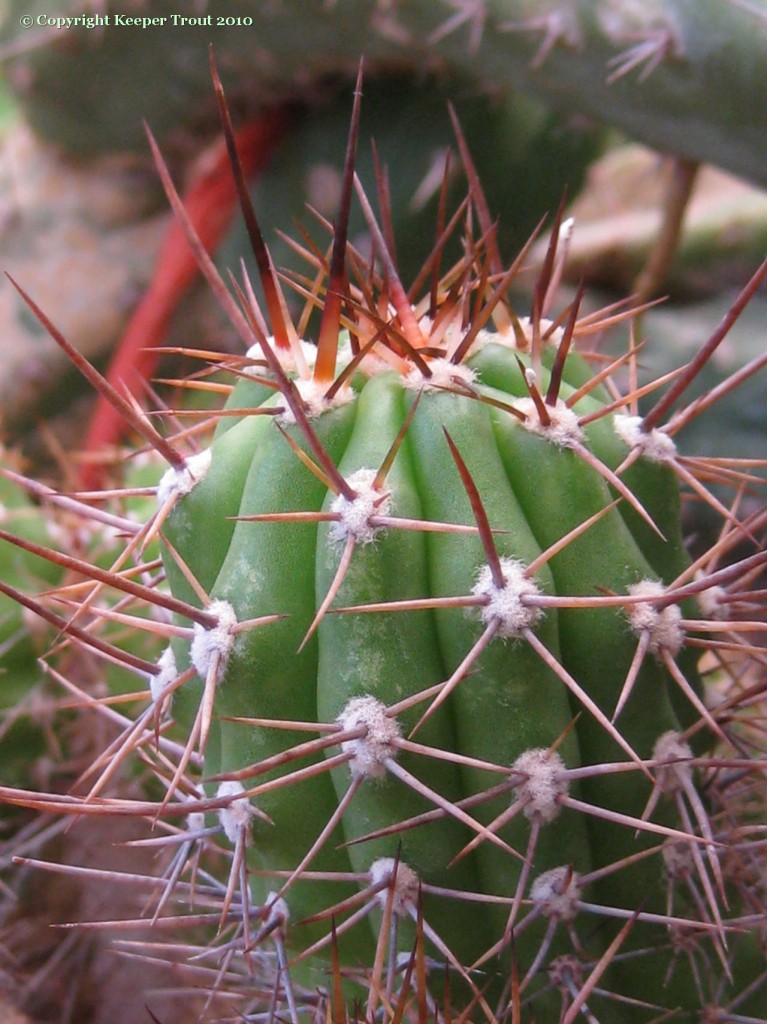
0,67,765,1024
4,0,767,189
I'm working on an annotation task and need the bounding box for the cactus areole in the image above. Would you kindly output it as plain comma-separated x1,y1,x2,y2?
132,75,767,1021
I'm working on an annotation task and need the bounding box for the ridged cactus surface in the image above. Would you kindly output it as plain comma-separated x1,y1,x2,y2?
0,68,765,1024
161,320,718,1017
143,80,767,1018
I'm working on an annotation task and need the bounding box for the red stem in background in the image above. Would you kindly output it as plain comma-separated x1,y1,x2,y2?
80,106,292,489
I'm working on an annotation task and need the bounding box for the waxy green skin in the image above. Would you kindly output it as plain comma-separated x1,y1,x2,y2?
163,338,705,1016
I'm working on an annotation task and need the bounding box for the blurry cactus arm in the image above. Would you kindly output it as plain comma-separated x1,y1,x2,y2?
4,0,767,187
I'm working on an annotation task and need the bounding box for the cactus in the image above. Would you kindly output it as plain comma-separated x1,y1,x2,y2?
0,452,60,788
1,69,766,1024
4,0,767,188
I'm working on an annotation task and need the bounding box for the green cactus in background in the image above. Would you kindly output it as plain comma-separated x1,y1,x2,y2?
3,0,767,188
0,448,168,789
0,452,60,786
0,68,765,1023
